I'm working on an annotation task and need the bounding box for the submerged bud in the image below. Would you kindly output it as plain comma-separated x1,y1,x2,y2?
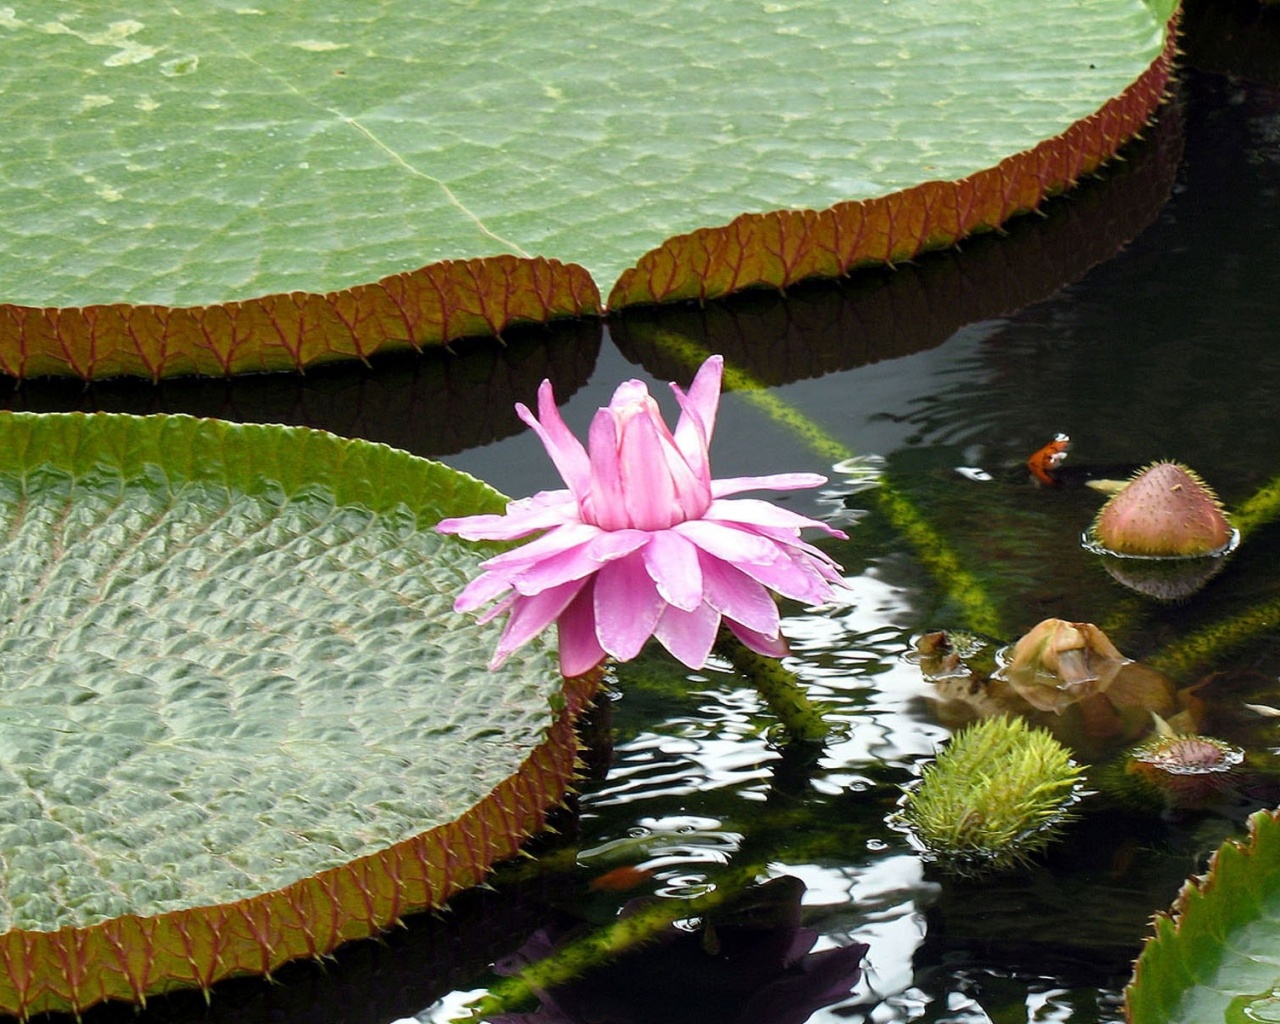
1089,461,1233,558
999,619,1129,711
1127,721,1244,807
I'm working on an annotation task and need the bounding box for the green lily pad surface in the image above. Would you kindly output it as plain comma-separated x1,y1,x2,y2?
3,0,1169,308
1126,808,1280,1024
0,412,588,1016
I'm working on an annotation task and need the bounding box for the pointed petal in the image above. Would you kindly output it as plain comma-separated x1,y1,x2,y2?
672,354,723,465
437,489,580,540
653,600,722,669
593,553,665,661
516,380,591,500
582,406,628,530
556,582,607,677
706,497,848,539
726,618,791,659
505,529,650,595
489,578,588,669
698,555,780,636
711,472,828,498
617,408,684,530
673,518,787,566
454,570,514,612
479,522,601,572
642,530,703,611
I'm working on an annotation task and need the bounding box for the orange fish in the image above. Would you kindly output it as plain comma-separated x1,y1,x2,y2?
1027,433,1071,487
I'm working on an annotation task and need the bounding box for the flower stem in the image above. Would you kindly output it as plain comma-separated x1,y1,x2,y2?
714,632,831,744
456,862,763,1021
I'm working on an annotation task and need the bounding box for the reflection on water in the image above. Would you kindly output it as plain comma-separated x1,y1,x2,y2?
8,54,1280,1024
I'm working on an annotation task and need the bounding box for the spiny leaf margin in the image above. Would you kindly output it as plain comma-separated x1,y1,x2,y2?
0,411,597,1018
1125,806,1280,1023
0,256,600,381
608,2,1180,307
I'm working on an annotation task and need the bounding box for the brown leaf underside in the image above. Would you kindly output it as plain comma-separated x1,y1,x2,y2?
0,14,1176,380
0,673,598,1019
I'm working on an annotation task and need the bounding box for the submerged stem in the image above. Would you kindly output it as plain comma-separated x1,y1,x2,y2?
713,631,831,744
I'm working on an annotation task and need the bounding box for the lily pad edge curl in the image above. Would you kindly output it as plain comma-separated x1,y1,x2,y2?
0,0,1180,380
0,410,598,1019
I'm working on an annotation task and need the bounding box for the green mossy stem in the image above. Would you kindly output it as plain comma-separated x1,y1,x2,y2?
457,862,764,1021
713,631,831,745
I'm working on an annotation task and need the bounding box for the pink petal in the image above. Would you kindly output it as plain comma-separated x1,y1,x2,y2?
556,582,607,677
479,522,601,572
698,555,780,637
673,518,789,567
706,497,848,539
671,355,723,477
508,529,650,596
593,553,666,660
653,600,722,669
454,570,515,613
642,530,703,611
616,407,685,530
583,407,628,530
516,380,592,501
711,472,829,498
726,618,791,658
490,578,589,669
437,489,580,540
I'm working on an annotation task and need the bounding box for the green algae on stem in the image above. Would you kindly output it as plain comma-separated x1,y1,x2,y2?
713,631,832,744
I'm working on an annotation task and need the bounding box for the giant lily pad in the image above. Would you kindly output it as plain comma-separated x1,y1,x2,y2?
0,0,1177,378
0,411,593,1018
1125,807,1280,1023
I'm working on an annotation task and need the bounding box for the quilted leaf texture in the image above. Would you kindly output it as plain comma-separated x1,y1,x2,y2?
0,412,596,1017
0,0,1176,379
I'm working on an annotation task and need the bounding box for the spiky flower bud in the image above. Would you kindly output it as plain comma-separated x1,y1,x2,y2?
895,715,1084,874
1090,461,1233,558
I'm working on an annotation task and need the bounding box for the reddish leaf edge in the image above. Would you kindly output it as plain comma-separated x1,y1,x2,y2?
607,6,1182,309
1123,805,1280,1024
0,256,601,382
0,671,600,1020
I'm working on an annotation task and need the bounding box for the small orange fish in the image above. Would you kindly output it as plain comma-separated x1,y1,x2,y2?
1027,433,1071,487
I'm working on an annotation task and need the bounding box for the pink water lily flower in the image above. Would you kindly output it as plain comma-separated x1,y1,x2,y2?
436,355,847,677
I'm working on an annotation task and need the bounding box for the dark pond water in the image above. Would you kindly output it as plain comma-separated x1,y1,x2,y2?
6,12,1280,1023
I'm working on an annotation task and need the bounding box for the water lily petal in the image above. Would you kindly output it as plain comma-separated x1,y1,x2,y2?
706,497,848,540
711,472,829,498
516,379,592,500
673,518,788,566
653,599,722,669
671,354,723,478
556,581,607,677
584,406,628,530
699,554,780,636
453,570,516,613
618,408,693,530
490,578,588,669
508,529,651,595
730,547,838,605
479,522,601,572
593,553,666,660
726,618,791,659
436,489,579,540
642,530,704,611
